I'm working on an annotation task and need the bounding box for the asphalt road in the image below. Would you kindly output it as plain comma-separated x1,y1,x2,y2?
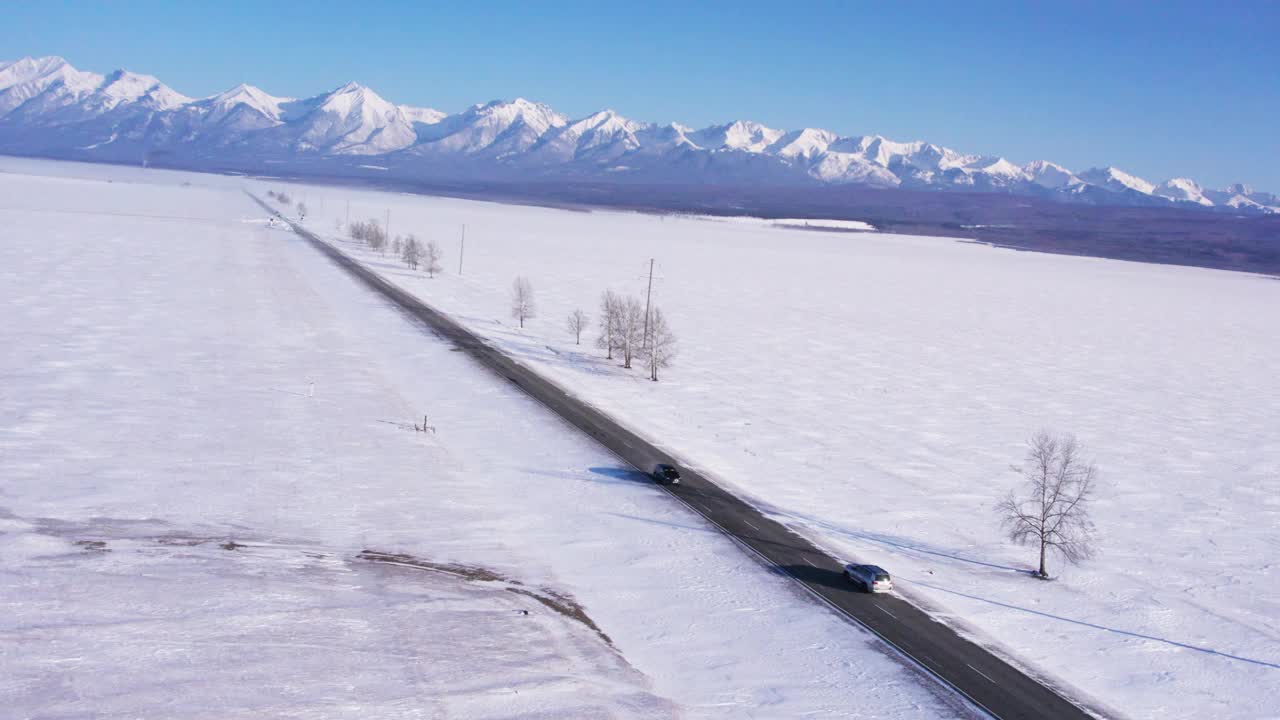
252,194,1098,720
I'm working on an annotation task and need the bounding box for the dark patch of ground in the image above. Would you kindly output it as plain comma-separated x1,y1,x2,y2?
358,549,612,645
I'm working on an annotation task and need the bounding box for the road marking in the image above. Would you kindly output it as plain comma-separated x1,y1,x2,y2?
876,605,898,619
743,519,760,531
803,557,817,567
967,663,997,683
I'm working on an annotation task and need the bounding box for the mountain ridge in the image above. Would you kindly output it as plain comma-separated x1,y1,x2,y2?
1,55,1274,214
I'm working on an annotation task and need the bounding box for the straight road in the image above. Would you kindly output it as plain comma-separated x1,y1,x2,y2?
252,193,1097,720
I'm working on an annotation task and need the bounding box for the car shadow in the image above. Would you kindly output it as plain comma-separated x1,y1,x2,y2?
588,466,653,484
519,466,649,486
775,563,855,591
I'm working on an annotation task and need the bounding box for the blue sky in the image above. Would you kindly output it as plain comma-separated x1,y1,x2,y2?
5,1,1278,190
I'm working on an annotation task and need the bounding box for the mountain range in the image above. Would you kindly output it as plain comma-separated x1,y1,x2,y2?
2,55,1276,215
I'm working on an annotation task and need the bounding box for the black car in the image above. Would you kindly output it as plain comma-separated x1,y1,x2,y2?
652,463,681,485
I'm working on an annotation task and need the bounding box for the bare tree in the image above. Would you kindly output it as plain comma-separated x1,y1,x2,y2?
391,235,403,257
511,276,535,328
596,290,623,359
297,202,307,220
646,307,677,381
997,431,1098,579
364,219,387,253
401,235,420,270
567,309,588,345
424,238,443,278
349,220,367,242
618,296,645,369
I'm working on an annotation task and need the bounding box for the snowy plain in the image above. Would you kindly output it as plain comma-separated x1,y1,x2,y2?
0,158,967,718
242,172,1280,719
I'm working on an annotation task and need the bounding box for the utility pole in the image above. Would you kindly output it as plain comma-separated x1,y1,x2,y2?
385,209,391,242
344,201,349,230
458,224,466,275
642,258,654,348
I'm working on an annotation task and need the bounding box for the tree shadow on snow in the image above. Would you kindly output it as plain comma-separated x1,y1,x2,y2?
783,511,1024,574
599,511,719,535
476,325,623,378
908,578,1280,670
773,510,1280,669
506,342,618,377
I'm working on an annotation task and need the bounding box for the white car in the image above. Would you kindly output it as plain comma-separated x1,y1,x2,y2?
844,564,893,593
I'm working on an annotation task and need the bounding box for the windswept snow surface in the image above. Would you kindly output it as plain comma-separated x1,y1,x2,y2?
260,176,1279,719
0,158,963,719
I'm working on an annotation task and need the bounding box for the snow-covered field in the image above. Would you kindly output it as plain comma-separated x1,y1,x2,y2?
0,158,965,718
242,173,1279,718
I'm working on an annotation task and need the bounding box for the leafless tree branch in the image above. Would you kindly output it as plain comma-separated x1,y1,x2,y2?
997,431,1099,578
511,276,535,328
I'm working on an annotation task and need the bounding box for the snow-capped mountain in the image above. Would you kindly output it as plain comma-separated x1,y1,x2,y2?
283,81,418,155
525,109,646,163
1153,177,1212,206
399,104,446,127
1,55,1274,214
413,98,567,158
91,70,191,112
1024,160,1082,190
196,83,290,125
1077,166,1158,196
767,128,838,160
689,120,785,153
0,55,103,117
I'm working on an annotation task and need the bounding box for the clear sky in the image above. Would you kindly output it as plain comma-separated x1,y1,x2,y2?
4,1,1278,190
